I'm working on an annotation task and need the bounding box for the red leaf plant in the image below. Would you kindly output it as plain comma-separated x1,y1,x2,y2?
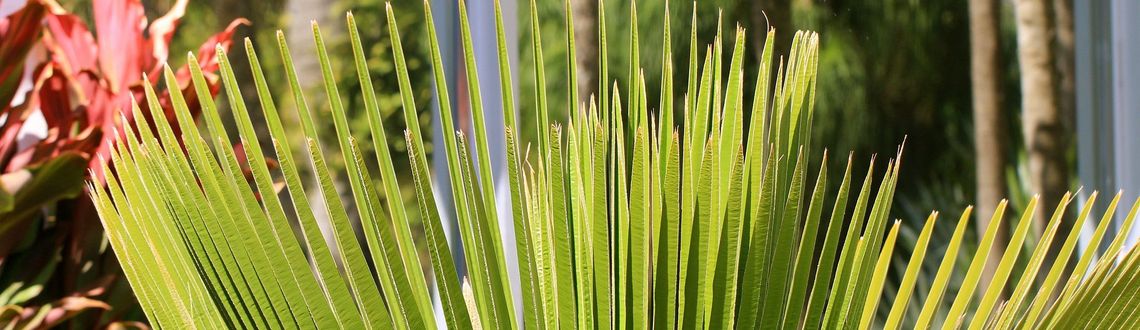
0,0,243,327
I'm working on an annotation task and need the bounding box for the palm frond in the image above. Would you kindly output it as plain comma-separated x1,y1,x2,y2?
89,2,1140,329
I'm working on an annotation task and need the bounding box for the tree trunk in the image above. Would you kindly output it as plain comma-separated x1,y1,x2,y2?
571,0,597,106
1014,0,1070,268
968,0,1008,299
1050,0,1075,297
1052,0,1074,137
286,0,344,243
286,0,339,91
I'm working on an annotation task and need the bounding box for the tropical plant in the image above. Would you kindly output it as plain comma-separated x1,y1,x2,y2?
88,0,1140,329
0,0,240,327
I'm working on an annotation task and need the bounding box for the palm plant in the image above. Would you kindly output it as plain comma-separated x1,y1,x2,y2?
87,0,1140,329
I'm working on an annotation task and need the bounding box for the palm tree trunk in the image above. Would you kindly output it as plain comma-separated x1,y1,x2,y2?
1052,0,1074,139
571,0,597,105
969,0,1008,299
286,0,339,91
286,0,344,245
1014,0,1070,265
1050,0,1075,298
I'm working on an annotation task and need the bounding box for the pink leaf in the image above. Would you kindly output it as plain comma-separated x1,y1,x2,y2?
144,0,187,77
40,297,111,328
93,0,146,93
0,0,46,107
43,13,98,76
174,18,248,88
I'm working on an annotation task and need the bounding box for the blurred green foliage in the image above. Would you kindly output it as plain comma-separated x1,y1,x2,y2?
325,0,434,218
332,0,433,200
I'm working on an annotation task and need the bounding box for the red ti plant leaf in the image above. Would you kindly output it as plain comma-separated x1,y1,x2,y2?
0,2,246,327
0,0,247,190
30,0,247,180
92,0,147,93
145,0,189,68
151,17,248,135
2,62,100,173
0,296,112,329
0,0,46,107
39,297,112,328
1,0,245,252
42,13,98,75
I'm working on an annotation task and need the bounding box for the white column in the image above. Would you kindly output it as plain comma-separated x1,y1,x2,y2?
1076,0,1140,257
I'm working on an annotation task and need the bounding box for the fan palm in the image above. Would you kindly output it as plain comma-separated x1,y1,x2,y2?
87,0,1140,329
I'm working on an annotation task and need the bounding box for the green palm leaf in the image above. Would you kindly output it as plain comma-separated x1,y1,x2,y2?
88,3,1140,329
